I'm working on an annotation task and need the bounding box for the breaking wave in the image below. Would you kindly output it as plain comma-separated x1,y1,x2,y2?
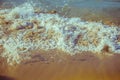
0,3,120,65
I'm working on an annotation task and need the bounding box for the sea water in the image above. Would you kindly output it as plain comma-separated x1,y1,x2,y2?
0,0,120,65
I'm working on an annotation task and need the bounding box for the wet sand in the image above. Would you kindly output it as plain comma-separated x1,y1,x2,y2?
0,50,120,80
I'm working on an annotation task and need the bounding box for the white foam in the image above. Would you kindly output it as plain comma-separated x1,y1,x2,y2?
0,3,120,65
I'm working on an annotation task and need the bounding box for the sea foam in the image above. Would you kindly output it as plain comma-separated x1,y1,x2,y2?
0,3,120,65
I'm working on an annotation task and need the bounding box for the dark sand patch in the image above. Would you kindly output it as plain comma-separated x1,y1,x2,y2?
0,75,15,80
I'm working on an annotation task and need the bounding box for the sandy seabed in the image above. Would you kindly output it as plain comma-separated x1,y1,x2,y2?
0,50,120,80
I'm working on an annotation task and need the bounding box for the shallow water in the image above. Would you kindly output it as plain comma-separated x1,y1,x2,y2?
1,0,120,12
1,0,120,25
0,0,120,64
1,51,120,80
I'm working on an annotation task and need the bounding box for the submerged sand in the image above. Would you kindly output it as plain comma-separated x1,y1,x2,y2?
0,50,120,80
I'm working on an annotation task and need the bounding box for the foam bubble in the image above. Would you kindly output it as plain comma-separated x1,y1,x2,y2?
0,3,120,65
